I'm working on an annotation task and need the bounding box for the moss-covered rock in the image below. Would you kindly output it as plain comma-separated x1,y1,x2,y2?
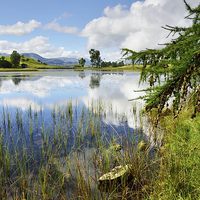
109,144,123,152
98,164,133,192
138,141,147,152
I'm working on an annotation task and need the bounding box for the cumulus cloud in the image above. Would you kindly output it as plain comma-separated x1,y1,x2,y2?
0,36,89,58
0,20,41,36
44,19,78,34
0,34,123,60
0,36,51,54
80,0,198,51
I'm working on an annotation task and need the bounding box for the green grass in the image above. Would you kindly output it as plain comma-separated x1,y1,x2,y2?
1,56,63,70
1,56,144,71
148,103,200,199
77,65,143,71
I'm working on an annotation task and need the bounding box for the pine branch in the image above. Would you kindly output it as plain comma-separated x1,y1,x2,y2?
122,0,200,126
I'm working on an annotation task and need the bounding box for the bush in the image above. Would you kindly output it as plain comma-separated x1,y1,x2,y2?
73,64,82,69
0,60,12,68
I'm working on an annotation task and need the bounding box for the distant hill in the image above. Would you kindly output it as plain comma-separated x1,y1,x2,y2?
20,53,90,67
1,53,10,57
1,52,90,67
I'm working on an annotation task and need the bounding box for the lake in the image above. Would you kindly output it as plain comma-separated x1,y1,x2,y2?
0,69,153,199
0,69,148,132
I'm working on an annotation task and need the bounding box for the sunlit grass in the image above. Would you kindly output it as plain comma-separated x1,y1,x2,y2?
147,102,200,199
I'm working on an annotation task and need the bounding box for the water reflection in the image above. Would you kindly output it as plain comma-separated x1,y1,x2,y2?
12,76,22,85
0,69,152,198
78,70,86,79
0,78,3,89
89,73,101,89
0,70,147,128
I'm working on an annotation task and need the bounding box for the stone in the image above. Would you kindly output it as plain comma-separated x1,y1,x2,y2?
109,144,123,152
97,164,132,193
138,141,147,152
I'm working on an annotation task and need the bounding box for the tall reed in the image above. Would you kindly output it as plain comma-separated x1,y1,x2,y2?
0,99,158,199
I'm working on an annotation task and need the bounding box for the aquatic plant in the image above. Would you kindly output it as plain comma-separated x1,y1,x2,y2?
0,99,158,199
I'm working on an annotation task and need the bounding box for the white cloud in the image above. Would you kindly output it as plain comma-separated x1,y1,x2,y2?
0,0,198,62
44,19,78,34
0,36,51,54
0,20,41,36
0,36,89,59
80,0,199,51
62,12,73,18
0,35,123,60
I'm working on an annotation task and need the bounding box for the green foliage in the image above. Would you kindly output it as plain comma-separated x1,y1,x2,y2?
151,107,200,199
89,49,101,68
100,60,125,68
111,61,117,67
73,64,82,68
117,61,125,67
10,50,21,68
0,57,12,68
122,0,200,125
78,58,86,67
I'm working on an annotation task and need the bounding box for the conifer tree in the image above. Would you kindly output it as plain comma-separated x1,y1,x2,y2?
122,0,200,126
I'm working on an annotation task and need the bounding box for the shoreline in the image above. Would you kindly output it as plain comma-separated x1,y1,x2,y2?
0,65,142,72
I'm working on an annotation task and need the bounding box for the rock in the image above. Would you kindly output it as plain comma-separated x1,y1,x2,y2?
109,144,123,152
97,164,132,193
138,141,147,152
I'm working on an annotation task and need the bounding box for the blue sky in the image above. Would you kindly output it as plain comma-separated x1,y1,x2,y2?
0,0,198,61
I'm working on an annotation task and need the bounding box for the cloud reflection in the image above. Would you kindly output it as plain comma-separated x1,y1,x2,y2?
0,71,149,130
0,97,42,111
80,74,148,129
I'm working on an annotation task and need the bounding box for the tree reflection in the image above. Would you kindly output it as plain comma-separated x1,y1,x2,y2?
11,75,32,85
0,78,3,90
89,73,101,89
12,76,22,85
78,71,86,79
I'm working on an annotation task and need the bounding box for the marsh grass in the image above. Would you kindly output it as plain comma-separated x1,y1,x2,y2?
0,99,159,199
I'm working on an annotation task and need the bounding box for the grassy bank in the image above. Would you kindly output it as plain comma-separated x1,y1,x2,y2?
74,65,143,71
148,104,200,199
1,56,63,71
1,56,144,71
0,68,38,72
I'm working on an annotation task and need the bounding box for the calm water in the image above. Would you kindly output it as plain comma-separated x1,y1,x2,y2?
0,69,149,152
0,69,147,126
0,69,153,198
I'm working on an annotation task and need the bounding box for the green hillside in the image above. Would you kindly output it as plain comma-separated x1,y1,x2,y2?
1,56,62,71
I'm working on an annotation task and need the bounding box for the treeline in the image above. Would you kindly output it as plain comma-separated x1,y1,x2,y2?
76,49,126,68
101,60,124,68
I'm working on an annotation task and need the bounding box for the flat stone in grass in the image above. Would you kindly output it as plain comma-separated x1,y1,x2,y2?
98,164,133,193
